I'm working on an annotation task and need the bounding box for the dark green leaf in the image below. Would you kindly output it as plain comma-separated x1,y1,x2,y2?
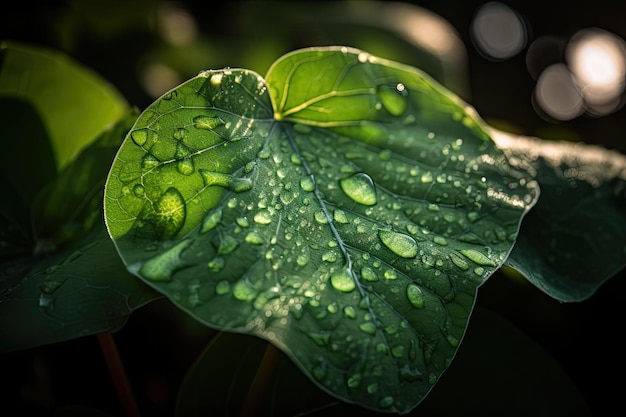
0,111,161,353
0,225,159,354
104,47,538,413
492,129,626,301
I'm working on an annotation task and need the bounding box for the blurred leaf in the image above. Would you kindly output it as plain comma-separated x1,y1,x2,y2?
0,224,160,354
30,109,141,249
0,97,57,209
492,129,626,301
105,46,537,413
0,110,161,353
0,41,128,170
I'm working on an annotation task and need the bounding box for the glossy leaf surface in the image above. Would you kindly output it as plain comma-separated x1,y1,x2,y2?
104,47,538,413
492,130,626,301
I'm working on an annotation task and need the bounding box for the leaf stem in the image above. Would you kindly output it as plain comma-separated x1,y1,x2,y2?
239,341,281,417
97,332,141,417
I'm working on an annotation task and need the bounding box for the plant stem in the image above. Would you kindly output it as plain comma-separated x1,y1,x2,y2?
97,332,141,417
240,341,281,417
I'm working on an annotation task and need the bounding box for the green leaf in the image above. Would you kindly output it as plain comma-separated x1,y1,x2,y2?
104,46,538,413
0,225,159,354
177,308,590,416
0,41,128,171
492,129,626,301
0,112,161,353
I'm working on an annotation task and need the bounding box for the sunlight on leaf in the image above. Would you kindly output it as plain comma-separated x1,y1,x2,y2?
104,47,539,413
492,129,626,301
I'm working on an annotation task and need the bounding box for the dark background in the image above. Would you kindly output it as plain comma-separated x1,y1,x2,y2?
2,1,625,416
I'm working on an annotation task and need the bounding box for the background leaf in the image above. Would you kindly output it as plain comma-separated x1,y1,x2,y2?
105,47,538,413
0,41,128,171
0,225,159,354
492,129,626,301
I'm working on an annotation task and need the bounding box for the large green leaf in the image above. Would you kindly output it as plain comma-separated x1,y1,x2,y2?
492,129,626,301
104,47,538,413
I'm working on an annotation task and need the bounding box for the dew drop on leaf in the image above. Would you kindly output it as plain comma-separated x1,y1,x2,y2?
339,173,377,206
378,229,418,258
330,269,356,292
406,284,425,309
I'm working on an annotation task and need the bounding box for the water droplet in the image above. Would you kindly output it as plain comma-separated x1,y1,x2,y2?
218,235,238,254
339,173,377,206
199,170,252,193
245,231,264,245
193,115,224,130
378,396,395,409
154,187,186,239
399,364,423,381
296,254,309,266
131,129,149,146
215,280,231,295
312,360,327,380
359,322,377,335
232,279,257,301
384,269,397,280
446,333,459,347
333,209,349,224
300,177,315,192
391,344,405,358
137,239,192,281
208,256,225,272
200,207,222,234
322,251,338,263
458,249,496,266
366,382,378,394
308,331,330,346
142,154,159,170
347,373,362,388
330,269,355,292
406,284,425,308
360,266,378,282
378,83,407,116
253,210,272,225
421,172,433,183
433,236,448,246
378,229,418,258
133,184,145,197
177,158,194,176
343,305,356,318
314,211,328,224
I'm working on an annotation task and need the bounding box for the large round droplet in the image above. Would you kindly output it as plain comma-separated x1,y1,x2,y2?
378,229,418,258
406,284,425,309
154,187,186,239
339,173,377,206
330,269,356,292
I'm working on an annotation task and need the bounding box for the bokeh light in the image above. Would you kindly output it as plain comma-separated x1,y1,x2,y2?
567,28,626,116
470,2,527,61
471,2,626,122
